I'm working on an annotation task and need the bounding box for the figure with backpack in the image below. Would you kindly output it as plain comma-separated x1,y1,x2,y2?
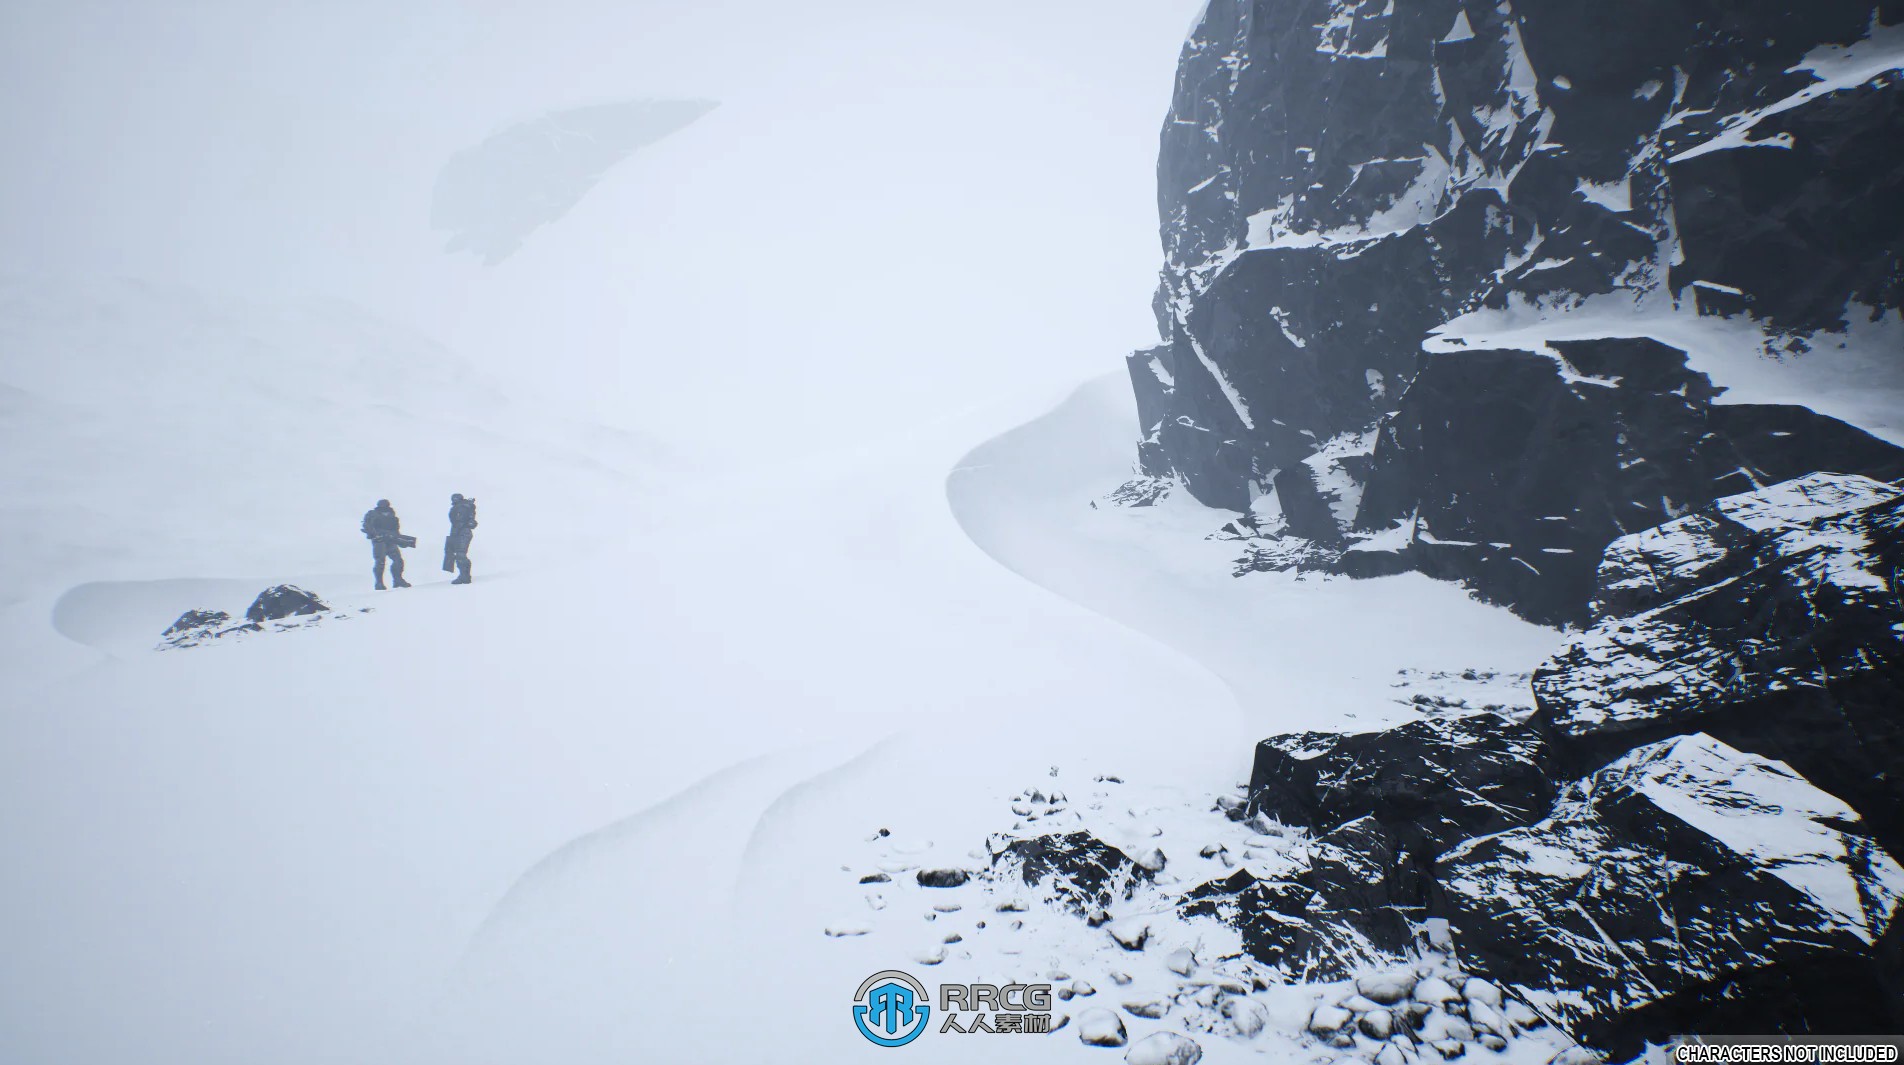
443,493,478,585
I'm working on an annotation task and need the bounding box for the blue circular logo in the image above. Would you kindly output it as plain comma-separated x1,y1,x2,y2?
852,970,932,1047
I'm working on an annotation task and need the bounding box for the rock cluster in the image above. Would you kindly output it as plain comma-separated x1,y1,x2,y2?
159,585,341,649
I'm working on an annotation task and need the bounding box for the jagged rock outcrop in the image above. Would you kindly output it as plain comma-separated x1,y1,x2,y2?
1349,339,1904,622
1127,0,1904,618
1438,733,1904,1056
1532,472,1904,850
1181,816,1420,979
1248,713,1559,857
994,831,1154,917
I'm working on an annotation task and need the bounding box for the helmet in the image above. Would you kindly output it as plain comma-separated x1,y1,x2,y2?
377,499,391,508
451,493,465,502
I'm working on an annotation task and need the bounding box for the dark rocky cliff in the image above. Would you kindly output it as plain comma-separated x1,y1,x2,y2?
1128,0,1904,622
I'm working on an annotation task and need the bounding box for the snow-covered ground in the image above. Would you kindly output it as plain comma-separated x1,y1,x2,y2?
0,4,1577,1062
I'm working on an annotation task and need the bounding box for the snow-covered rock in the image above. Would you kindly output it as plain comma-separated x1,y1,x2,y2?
1076,1006,1129,1047
1125,1031,1203,1065
1439,732,1904,1055
1352,338,1904,622
1125,0,1904,621
244,585,329,624
996,831,1155,916
1533,473,1904,851
1249,713,1558,856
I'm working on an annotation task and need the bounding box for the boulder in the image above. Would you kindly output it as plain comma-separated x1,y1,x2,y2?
1439,733,1904,1057
1248,714,1558,857
1533,473,1904,851
1352,342,1904,623
996,831,1153,914
1125,1032,1203,1065
1076,1007,1127,1047
244,584,328,624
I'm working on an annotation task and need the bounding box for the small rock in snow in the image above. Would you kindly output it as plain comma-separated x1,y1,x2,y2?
1107,917,1151,950
1165,947,1197,976
1340,994,1385,1013
858,872,891,884
1070,980,1097,997
1109,971,1134,986
1221,995,1269,1037
823,922,871,937
1076,1007,1127,1047
1123,998,1171,1019
1308,1004,1354,1034
1358,1010,1396,1039
1376,1044,1408,1065
915,946,946,965
1413,976,1461,1005
916,868,970,888
1357,969,1418,1005
1133,847,1167,872
1462,978,1502,1008
1504,1000,1545,1030
1125,1032,1204,1065
1479,1033,1508,1052
1432,1039,1468,1059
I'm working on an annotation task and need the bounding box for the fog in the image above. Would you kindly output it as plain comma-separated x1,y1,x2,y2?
3,0,1203,453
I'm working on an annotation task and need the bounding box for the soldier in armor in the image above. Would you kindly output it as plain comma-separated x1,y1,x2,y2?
362,499,412,590
443,493,478,585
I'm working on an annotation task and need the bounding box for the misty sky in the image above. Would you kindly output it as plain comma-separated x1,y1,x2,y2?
2,0,1207,453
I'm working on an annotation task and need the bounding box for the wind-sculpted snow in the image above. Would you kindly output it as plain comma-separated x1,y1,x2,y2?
431,100,717,264
1440,733,1904,1055
1533,472,1904,852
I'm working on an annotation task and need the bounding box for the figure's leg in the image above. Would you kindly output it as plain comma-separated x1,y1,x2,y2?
373,544,387,589
454,553,472,584
391,548,410,588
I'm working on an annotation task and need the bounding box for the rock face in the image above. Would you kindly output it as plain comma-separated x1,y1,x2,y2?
1180,817,1419,980
1352,340,1904,623
1248,713,1558,857
1127,0,1904,619
244,585,329,624
1533,473,1904,851
1439,733,1904,1055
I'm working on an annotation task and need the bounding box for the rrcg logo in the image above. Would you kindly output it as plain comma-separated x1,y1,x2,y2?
852,971,1055,1046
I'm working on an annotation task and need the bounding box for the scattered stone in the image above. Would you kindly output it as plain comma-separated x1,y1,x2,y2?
1358,1010,1396,1039
1109,971,1134,986
1198,843,1225,858
1479,1033,1508,1052
1164,947,1197,976
823,922,870,937
932,903,961,913
1357,968,1418,1005
1221,995,1269,1037
1070,980,1096,997
1431,1040,1467,1059
1413,976,1462,1006
1341,994,1385,1013
1107,917,1151,951
1376,1044,1408,1065
1125,1031,1203,1065
915,868,970,888
1461,979,1502,1010
1076,1007,1128,1047
1133,846,1167,873
1122,998,1170,1020
1504,1000,1546,1031
858,872,890,884
915,946,946,965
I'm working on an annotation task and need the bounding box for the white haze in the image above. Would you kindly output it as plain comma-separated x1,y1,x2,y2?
0,3,1582,1064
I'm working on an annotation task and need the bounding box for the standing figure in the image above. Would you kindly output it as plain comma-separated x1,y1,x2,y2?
443,493,478,585
362,498,412,589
